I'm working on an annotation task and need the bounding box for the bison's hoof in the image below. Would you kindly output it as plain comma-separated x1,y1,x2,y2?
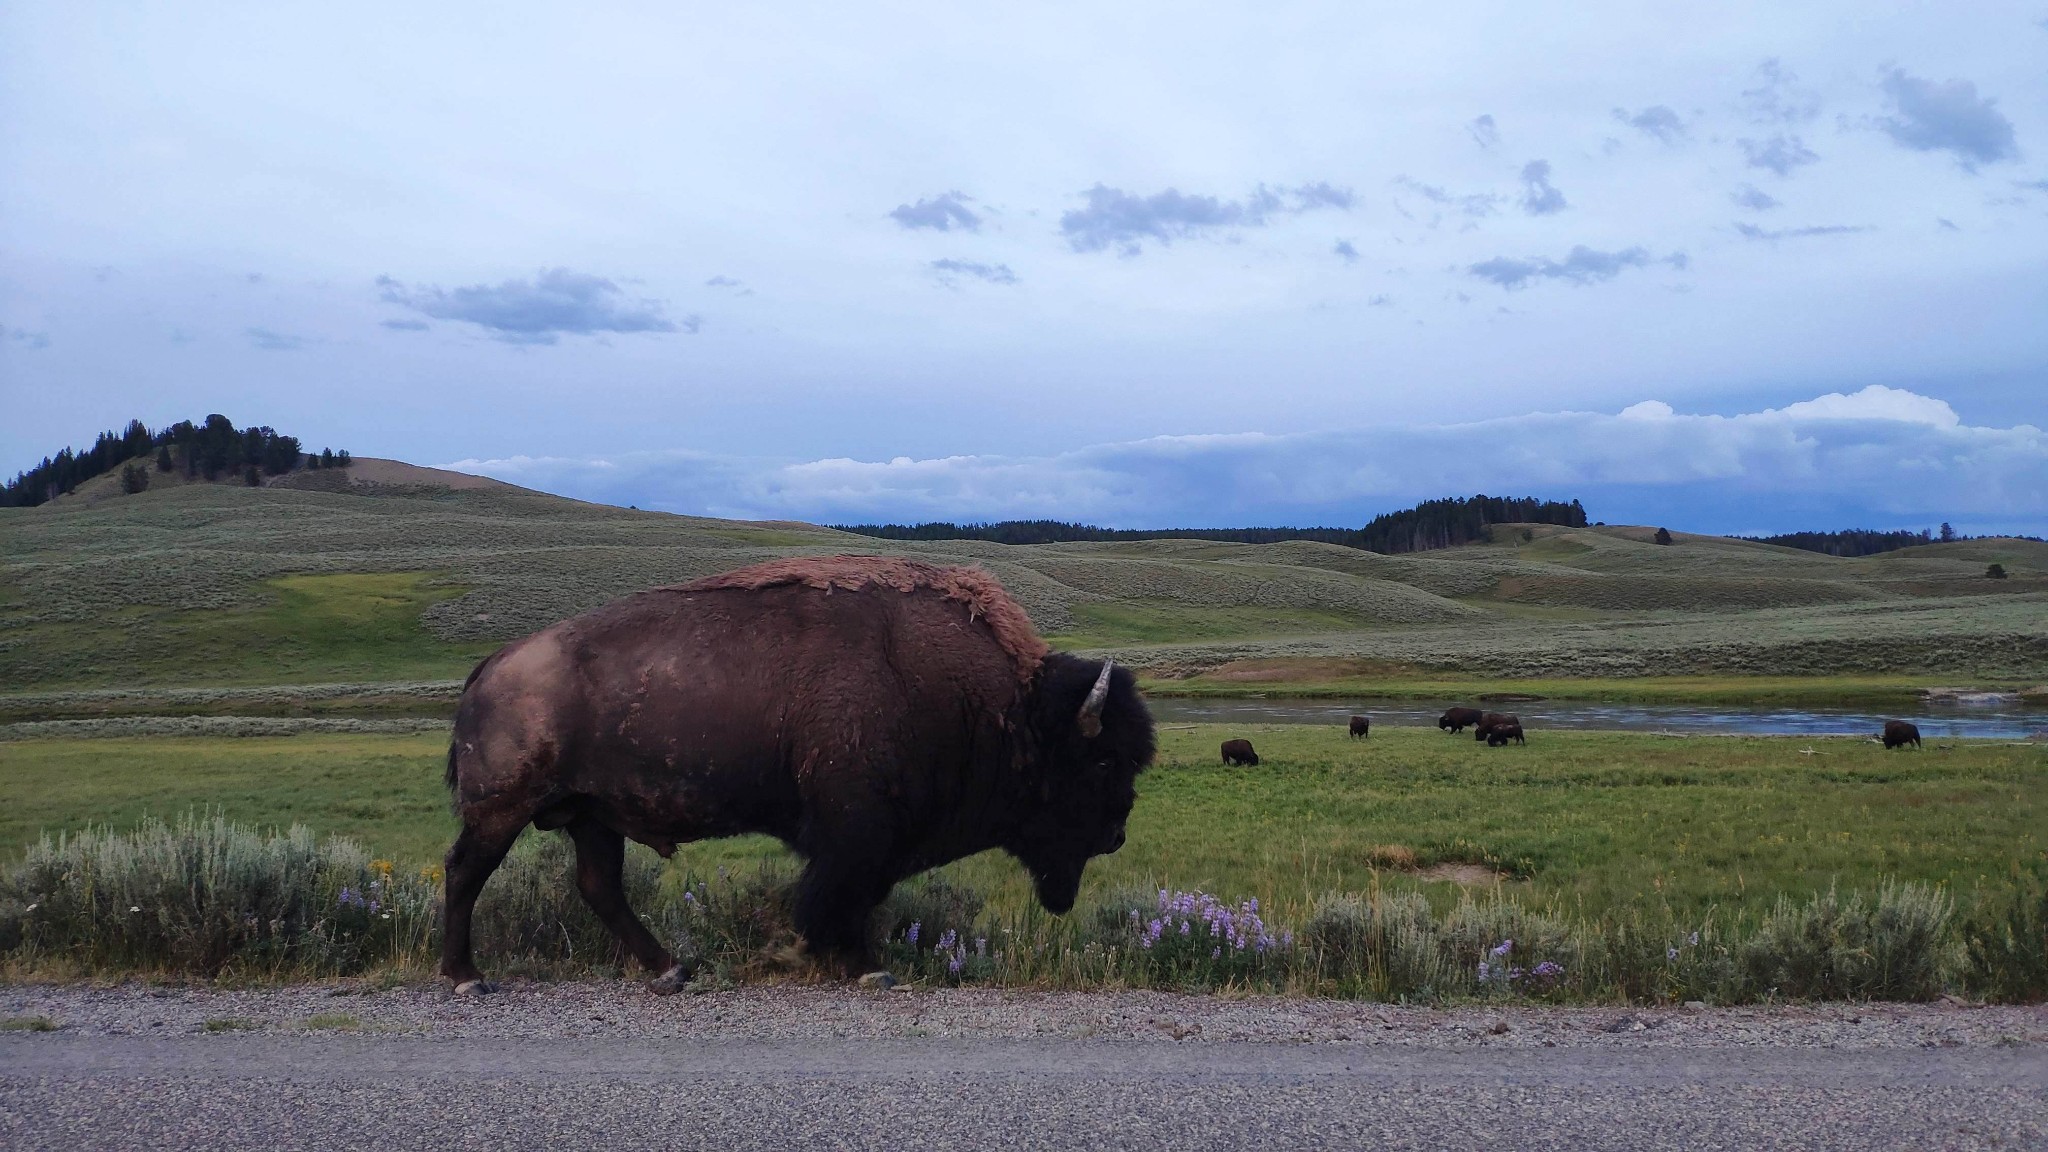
856,970,900,991
648,965,693,996
452,979,497,997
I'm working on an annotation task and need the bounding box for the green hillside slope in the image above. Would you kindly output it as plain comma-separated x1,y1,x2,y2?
2,471,2043,692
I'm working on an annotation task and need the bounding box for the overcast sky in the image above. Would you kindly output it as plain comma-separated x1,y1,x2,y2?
3,2,2045,533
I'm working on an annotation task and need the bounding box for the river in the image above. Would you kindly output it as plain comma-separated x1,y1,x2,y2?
1144,696,2048,740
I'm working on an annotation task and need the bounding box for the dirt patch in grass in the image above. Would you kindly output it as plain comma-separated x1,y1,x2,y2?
1179,658,1426,683
1414,863,1510,885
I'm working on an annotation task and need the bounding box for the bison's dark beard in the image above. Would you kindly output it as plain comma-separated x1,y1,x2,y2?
1030,860,1085,914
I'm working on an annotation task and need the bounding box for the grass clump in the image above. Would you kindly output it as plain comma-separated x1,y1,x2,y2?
299,1012,360,1030
1961,863,2048,1003
1,1015,58,1031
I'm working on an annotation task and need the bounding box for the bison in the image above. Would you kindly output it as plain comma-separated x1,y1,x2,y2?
1349,715,1371,739
1486,722,1525,746
439,556,1155,996
1221,739,1259,766
1882,720,1921,750
1438,707,1485,734
1473,712,1519,742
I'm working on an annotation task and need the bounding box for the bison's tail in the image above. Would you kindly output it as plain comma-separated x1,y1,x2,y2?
445,654,497,794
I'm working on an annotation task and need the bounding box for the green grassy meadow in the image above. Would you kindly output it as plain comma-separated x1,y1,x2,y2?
5,726,2039,928
2,467,2045,996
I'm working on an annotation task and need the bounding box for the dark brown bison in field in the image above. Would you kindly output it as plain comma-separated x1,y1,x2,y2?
1438,707,1484,734
1473,712,1519,742
1486,722,1525,746
1882,720,1921,749
439,556,1154,995
1221,739,1259,766
1349,715,1371,739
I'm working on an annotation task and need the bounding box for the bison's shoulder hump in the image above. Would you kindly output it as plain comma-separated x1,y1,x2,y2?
674,555,1049,681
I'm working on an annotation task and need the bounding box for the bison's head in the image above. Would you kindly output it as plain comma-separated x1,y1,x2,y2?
1008,654,1155,914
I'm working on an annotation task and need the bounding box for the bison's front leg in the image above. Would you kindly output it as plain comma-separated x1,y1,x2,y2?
793,857,893,978
565,818,691,993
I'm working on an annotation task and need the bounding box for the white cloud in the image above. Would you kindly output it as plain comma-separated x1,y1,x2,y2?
1771,384,1960,427
443,386,2047,535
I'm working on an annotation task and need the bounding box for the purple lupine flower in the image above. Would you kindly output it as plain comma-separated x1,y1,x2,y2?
937,928,956,953
907,921,920,946
1667,947,1680,961
1508,966,1525,982
1532,961,1564,978
1491,939,1514,957
1689,931,1700,947
1211,947,1221,959
1477,961,1491,983
948,951,963,974
682,890,696,904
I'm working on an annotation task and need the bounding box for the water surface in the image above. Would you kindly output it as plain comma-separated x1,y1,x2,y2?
1145,696,2047,740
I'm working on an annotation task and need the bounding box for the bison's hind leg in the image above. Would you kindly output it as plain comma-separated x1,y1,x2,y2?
565,817,688,993
440,816,526,994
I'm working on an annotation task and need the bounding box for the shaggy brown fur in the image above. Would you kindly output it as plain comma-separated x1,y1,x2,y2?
680,556,1049,683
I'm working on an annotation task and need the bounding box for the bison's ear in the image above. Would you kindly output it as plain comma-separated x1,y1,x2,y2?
1076,659,1114,739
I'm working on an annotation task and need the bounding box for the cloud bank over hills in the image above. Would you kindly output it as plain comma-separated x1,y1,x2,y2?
447,386,2046,537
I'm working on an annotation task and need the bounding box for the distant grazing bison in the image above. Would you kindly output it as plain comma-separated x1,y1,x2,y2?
1882,720,1922,750
1438,707,1485,734
1473,712,1520,742
1349,715,1371,739
440,556,1155,995
1221,739,1260,766
1486,722,1526,746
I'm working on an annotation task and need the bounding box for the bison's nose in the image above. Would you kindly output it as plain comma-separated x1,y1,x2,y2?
1106,826,1126,854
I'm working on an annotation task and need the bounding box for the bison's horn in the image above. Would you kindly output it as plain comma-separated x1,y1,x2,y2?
1078,660,1114,738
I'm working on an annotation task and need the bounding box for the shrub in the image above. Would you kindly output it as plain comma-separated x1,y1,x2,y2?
1962,864,2047,1002
1740,882,1955,1001
1303,891,1452,998
1987,563,2007,579
0,813,436,976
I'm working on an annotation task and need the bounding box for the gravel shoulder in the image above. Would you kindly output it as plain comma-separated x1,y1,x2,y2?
5,979,2044,1049
6,983,2044,1152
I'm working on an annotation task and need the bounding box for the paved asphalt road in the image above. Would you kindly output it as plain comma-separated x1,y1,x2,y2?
4,1032,2043,1151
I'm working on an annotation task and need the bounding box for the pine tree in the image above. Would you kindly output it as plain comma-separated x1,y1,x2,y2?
155,445,174,472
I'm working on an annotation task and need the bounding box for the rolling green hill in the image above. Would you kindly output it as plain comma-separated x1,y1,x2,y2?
2,467,2044,697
